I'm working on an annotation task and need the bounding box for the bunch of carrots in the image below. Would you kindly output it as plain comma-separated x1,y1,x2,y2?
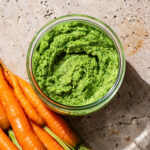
0,60,90,150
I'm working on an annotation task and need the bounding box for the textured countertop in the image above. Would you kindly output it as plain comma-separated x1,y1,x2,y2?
0,0,150,149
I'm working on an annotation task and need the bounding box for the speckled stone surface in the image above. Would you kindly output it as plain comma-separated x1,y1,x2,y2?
0,0,150,149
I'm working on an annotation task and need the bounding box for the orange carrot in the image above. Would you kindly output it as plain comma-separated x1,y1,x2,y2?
0,68,46,150
17,77,80,147
7,71,45,126
0,60,13,87
31,122,64,150
0,128,18,150
0,100,10,130
3,70,13,87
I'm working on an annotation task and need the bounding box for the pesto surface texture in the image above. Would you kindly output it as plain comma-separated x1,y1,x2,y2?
32,21,119,106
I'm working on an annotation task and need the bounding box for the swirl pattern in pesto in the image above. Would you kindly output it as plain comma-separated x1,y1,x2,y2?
32,21,119,106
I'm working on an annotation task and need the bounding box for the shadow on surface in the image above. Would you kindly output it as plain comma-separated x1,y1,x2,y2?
66,61,150,150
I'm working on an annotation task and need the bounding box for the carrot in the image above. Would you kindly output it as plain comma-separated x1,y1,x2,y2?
0,100,10,130
0,67,46,150
0,128,18,150
17,77,80,147
1,63,45,126
3,69,13,87
7,70,45,126
0,60,12,87
31,122,64,150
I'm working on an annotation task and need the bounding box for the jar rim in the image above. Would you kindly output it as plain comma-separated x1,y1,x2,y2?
27,14,126,115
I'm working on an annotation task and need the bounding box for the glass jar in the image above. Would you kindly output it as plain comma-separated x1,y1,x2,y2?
27,14,126,116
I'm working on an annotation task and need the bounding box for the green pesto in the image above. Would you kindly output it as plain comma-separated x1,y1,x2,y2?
32,21,119,106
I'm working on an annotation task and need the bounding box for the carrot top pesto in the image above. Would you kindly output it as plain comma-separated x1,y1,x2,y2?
32,21,119,106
